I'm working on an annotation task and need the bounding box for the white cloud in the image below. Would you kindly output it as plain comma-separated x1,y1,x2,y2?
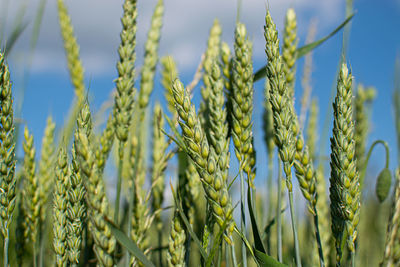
5,0,345,76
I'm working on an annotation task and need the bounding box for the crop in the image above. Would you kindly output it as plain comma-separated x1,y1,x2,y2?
0,1,398,267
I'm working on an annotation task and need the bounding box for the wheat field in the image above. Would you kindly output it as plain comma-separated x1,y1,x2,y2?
0,0,398,266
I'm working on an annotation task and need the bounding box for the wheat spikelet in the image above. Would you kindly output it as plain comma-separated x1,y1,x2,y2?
329,63,360,264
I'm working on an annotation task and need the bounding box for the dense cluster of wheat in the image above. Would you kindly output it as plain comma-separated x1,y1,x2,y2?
0,0,399,267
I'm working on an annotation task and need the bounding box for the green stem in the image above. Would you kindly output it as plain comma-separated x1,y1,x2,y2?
239,169,247,267
313,207,325,267
231,243,238,267
115,142,124,224
3,228,8,267
277,159,282,262
351,251,355,267
267,152,274,221
288,188,302,267
158,226,162,267
360,140,390,187
33,243,37,267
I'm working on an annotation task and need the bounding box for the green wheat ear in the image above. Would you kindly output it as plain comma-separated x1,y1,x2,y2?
22,127,40,246
138,0,164,110
282,8,298,100
172,78,235,242
264,10,296,189
57,0,85,101
114,0,137,143
53,146,69,267
0,51,16,265
329,63,360,265
167,210,186,267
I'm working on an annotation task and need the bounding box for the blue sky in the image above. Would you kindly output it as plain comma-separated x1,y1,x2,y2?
3,0,400,196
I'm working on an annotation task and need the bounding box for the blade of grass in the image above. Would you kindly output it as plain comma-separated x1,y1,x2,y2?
105,217,155,267
247,178,266,254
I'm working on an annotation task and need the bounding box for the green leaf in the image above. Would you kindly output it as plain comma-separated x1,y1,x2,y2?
247,179,266,254
105,218,155,267
253,13,355,82
254,249,288,267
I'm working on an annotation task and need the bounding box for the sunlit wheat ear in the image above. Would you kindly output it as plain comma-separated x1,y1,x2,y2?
151,103,169,229
113,0,137,143
354,84,376,187
0,51,17,260
95,114,115,173
231,22,256,183
329,63,360,265
161,56,179,120
282,8,298,100
172,79,235,242
167,210,186,267
57,0,85,101
263,77,275,160
382,169,400,266
264,11,296,189
199,19,222,132
207,61,230,183
53,146,69,267
22,127,40,246
67,102,93,264
138,0,164,110
38,117,56,224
